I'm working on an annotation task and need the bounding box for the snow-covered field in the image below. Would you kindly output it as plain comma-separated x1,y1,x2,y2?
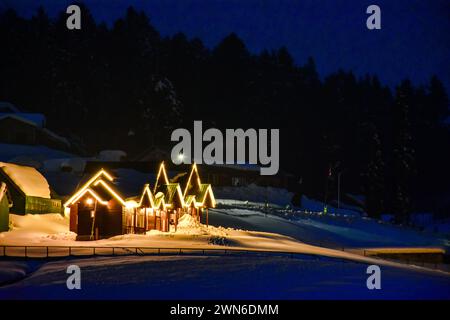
1,203,449,299
1,254,449,299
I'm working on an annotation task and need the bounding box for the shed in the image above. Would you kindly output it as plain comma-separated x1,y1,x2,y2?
0,162,61,214
64,169,128,240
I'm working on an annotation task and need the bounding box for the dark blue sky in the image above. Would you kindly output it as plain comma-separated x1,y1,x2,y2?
2,0,449,95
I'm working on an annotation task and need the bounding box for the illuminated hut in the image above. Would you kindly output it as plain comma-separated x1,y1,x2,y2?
64,161,217,240
182,163,216,226
152,162,185,232
124,184,166,234
64,169,132,240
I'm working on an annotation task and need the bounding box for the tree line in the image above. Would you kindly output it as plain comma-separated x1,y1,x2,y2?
0,5,448,221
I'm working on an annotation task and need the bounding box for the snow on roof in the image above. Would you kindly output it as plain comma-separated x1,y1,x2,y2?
41,128,70,146
0,162,51,198
0,101,20,113
0,182,6,202
0,113,46,127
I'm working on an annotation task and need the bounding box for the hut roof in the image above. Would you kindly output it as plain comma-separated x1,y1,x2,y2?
0,162,51,198
182,163,216,207
64,169,129,207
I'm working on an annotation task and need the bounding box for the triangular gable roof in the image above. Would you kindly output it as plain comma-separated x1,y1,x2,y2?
153,162,170,194
197,184,216,207
183,163,201,198
65,177,128,207
137,184,166,209
64,169,120,207
153,191,167,209
184,194,196,207
183,163,216,208
154,182,185,209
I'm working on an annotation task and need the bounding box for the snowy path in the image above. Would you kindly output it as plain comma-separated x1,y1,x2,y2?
1,255,449,299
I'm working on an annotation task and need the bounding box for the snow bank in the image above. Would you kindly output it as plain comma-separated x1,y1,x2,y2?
0,261,32,285
9,213,67,233
0,143,74,163
0,162,50,198
215,184,293,206
43,157,87,173
171,214,229,237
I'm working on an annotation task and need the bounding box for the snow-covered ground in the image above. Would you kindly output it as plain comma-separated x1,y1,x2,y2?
1,254,449,299
0,202,449,299
213,202,450,250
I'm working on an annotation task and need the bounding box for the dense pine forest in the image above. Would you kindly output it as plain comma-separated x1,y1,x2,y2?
0,6,448,221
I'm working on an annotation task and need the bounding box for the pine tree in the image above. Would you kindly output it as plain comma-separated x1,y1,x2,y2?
392,81,416,223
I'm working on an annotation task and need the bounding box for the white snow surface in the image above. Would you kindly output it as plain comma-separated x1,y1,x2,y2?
0,209,449,298
0,143,74,164
0,182,6,202
0,162,51,198
215,184,294,206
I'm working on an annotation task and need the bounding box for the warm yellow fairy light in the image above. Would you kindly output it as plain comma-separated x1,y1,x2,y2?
174,184,186,208
153,162,170,193
64,169,114,207
93,179,127,206
182,163,215,208
125,200,138,209
138,184,155,208
86,198,94,205
69,188,108,206
183,162,198,197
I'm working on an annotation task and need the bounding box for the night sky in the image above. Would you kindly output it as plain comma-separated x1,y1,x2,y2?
1,0,449,95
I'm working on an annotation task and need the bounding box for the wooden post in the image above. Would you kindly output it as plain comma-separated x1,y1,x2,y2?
133,208,137,234
144,208,148,231
175,209,178,232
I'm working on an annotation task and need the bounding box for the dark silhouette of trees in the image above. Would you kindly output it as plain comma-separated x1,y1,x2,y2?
0,6,448,221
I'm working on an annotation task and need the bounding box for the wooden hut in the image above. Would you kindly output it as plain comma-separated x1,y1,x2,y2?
152,162,185,232
123,184,166,234
64,161,217,240
0,162,61,214
64,169,131,240
182,163,216,226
